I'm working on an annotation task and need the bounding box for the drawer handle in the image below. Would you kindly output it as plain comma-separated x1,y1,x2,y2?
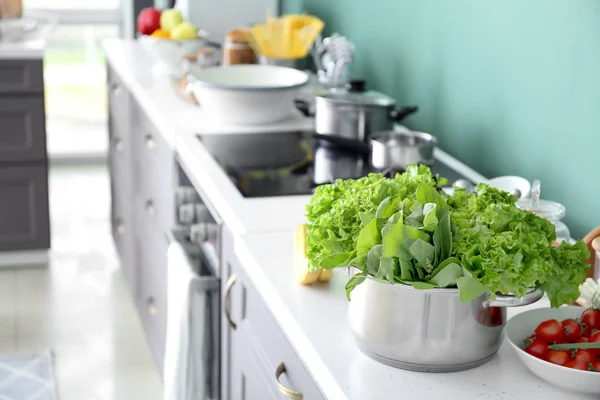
145,134,156,150
275,363,303,400
145,200,156,216
147,297,159,316
116,221,125,235
114,138,124,152
111,83,121,95
223,274,237,330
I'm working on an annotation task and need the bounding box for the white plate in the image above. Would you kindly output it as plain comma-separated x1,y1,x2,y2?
505,306,600,395
487,175,531,198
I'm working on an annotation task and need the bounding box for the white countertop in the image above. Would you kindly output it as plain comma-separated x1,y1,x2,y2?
0,19,55,59
235,230,595,400
102,39,581,399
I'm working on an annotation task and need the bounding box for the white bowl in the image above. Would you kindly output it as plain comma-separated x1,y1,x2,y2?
138,34,207,75
505,306,600,395
186,65,309,125
486,176,531,198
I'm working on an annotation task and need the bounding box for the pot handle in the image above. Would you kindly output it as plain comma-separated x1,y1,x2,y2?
312,133,370,154
294,99,313,117
390,105,419,122
482,287,544,308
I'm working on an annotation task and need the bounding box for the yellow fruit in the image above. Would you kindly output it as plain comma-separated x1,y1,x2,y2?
151,29,170,39
294,224,321,285
318,268,334,282
160,8,183,33
171,22,198,40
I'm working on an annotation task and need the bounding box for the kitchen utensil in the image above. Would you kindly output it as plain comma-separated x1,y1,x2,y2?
486,176,531,199
505,306,600,395
185,65,309,125
313,130,436,172
315,80,418,140
313,33,355,88
348,270,543,372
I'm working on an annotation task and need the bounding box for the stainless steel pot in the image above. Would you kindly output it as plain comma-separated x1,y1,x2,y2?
315,79,418,140
348,272,543,372
313,130,437,172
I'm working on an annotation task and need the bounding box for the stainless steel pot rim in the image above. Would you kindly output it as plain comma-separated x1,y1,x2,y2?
316,89,397,107
370,130,438,145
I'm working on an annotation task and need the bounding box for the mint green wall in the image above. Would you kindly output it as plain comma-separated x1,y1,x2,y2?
285,0,600,239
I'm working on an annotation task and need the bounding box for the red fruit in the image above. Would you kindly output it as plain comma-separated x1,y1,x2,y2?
561,319,582,342
535,319,565,343
525,338,550,360
581,309,600,336
565,359,589,371
588,331,600,356
546,350,571,366
574,349,596,365
590,361,600,372
576,337,589,343
137,7,161,35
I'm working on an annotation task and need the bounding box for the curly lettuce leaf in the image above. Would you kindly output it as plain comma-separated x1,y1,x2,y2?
541,241,590,307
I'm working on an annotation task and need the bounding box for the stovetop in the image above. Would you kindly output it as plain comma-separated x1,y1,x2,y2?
197,131,469,198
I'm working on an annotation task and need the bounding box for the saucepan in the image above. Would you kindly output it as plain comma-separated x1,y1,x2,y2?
313,129,438,172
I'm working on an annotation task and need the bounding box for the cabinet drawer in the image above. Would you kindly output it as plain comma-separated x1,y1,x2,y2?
0,95,46,162
0,164,50,251
227,257,325,400
0,60,44,93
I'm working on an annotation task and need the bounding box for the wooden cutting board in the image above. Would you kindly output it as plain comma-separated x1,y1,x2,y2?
0,0,23,18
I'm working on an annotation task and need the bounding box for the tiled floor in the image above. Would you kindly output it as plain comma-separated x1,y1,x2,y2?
0,164,162,400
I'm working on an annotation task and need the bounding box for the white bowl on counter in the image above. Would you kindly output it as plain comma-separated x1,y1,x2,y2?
138,34,207,75
486,176,531,198
505,306,600,395
186,65,309,125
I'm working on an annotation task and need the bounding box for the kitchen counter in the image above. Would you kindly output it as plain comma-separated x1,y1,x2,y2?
103,39,581,399
0,19,54,59
234,230,594,400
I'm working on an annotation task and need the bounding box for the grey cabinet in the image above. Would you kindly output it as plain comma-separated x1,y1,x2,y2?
0,165,50,251
222,227,325,400
0,58,49,252
0,96,47,162
107,61,174,374
0,60,44,94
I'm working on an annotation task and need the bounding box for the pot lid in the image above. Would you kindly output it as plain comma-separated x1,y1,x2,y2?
317,79,397,107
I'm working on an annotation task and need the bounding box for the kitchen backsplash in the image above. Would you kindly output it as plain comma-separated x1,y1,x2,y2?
283,0,600,239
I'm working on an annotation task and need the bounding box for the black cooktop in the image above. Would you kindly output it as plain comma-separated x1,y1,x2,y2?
197,131,469,198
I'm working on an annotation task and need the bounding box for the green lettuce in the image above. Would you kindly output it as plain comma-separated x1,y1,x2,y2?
305,165,446,271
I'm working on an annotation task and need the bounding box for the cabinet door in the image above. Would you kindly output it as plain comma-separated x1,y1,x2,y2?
0,164,50,251
0,95,47,162
0,60,44,94
221,227,326,400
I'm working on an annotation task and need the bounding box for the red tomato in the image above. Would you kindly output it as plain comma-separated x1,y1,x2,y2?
561,319,582,342
590,361,600,372
574,349,596,365
546,350,571,366
525,338,550,360
535,319,565,343
576,337,589,343
565,359,589,371
588,331,600,356
581,309,600,336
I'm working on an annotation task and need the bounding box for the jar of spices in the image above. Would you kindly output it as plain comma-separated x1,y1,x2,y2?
222,29,256,66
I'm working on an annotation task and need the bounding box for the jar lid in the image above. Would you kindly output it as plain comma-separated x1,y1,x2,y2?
516,198,566,222
317,79,397,107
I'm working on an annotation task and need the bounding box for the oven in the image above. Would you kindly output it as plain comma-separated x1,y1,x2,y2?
163,158,222,400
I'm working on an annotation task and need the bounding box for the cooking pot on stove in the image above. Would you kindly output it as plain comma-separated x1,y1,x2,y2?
313,79,418,141
314,129,437,173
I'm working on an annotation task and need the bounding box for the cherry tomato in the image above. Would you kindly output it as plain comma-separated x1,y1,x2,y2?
535,319,565,343
546,350,571,366
590,361,600,372
561,319,582,342
576,337,589,344
565,359,589,371
574,349,596,365
525,338,550,360
588,331,600,356
581,309,600,336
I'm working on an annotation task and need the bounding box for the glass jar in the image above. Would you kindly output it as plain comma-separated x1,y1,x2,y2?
222,29,256,66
